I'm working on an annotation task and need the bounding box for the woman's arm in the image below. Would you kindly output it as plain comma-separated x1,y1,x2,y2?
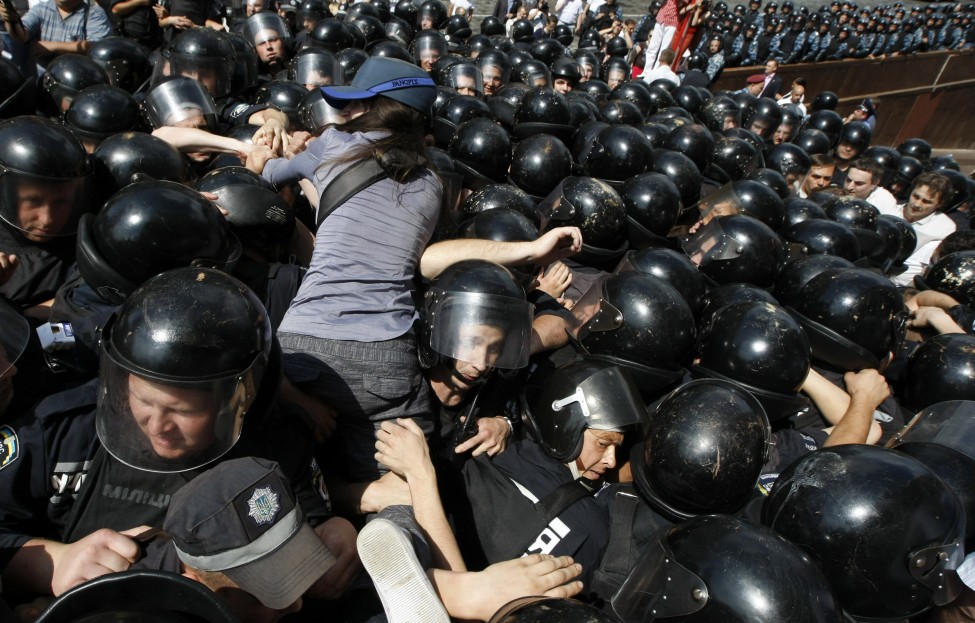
152,126,253,155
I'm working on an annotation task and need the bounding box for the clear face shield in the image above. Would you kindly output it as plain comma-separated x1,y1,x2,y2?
611,527,709,623
168,53,235,99
243,12,293,47
681,218,744,267
143,78,220,130
447,64,484,96
603,66,627,89
536,177,583,232
0,168,91,240
424,290,535,370
413,36,447,67
95,323,267,473
547,366,645,433
568,275,623,342
0,299,29,413
297,87,345,132
692,182,743,223
290,51,344,87
476,59,509,94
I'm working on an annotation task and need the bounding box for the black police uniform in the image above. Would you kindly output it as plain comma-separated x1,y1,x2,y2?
0,224,75,312
0,373,330,573
462,439,612,588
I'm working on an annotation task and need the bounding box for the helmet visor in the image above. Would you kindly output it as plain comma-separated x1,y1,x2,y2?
568,275,623,339
447,64,484,95
298,88,345,132
243,13,293,46
0,298,28,384
143,78,219,130
611,526,708,622
536,177,578,231
681,218,744,266
887,400,975,462
0,170,91,238
426,290,535,370
548,366,644,432
291,52,344,86
168,54,234,99
692,182,743,221
413,36,447,62
95,330,265,473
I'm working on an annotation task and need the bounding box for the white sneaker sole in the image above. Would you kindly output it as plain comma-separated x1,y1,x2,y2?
357,518,451,623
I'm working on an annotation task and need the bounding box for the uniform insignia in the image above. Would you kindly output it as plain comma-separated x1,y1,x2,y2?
0,426,19,470
247,486,280,525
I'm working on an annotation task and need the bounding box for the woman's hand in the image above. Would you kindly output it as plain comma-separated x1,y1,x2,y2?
375,418,434,482
253,119,288,154
245,146,275,175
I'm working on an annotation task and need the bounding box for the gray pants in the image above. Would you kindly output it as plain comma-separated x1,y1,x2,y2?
279,331,437,483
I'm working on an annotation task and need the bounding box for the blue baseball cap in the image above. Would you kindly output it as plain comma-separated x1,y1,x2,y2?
321,57,436,113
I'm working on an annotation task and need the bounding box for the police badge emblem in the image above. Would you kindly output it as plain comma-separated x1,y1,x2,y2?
247,486,281,525
0,425,19,470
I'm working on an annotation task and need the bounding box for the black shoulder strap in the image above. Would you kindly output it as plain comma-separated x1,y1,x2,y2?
514,476,599,555
316,157,389,229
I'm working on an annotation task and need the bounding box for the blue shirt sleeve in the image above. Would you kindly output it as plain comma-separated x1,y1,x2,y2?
85,3,113,40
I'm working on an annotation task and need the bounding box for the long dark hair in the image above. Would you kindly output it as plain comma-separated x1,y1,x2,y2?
326,96,430,182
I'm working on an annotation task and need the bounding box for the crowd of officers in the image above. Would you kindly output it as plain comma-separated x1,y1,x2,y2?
0,0,975,621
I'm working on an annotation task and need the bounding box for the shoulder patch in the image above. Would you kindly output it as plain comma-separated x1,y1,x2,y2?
0,425,19,470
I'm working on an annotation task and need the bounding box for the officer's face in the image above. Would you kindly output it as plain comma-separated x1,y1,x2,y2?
129,375,218,461
835,140,859,162
257,33,286,64
15,178,81,242
772,122,794,144
452,75,479,97
450,323,506,389
904,184,942,223
245,1,264,15
844,166,876,199
803,164,834,193
575,429,623,480
606,69,626,90
481,65,504,95
553,77,573,94
418,50,440,72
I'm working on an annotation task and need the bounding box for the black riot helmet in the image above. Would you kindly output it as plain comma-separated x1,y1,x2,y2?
553,24,574,46
888,401,975,551
699,282,776,329
616,248,707,319
521,359,644,463
289,47,344,87
867,214,906,271
91,132,190,203
835,120,872,158
632,379,770,521
550,57,582,88
224,33,259,96
883,214,916,265
582,125,653,183
384,18,416,48
741,97,782,142
459,208,537,244
476,49,511,96
34,570,240,623
684,214,786,288
432,94,492,148
168,28,237,98
744,168,789,200
765,142,811,184
599,99,643,126
694,301,812,421
638,121,670,148
513,86,572,140
242,12,294,54
480,15,504,36
612,515,846,623
672,85,704,117
897,137,932,163
572,272,696,389
63,85,142,144
311,18,359,52
254,80,307,126
640,83,676,116
0,116,91,239
0,56,36,119
196,167,295,263
40,53,111,117
87,37,153,94
824,196,883,257
529,38,565,66
862,145,901,188
508,133,573,199
782,196,828,227
96,267,273,473
143,76,220,131
419,0,448,29
335,47,369,80
650,150,703,208
76,180,241,305
450,118,512,188
491,597,616,623
707,136,760,183
536,176,628,266
509,18,534,43
792,128,832,155
901,334,975,411
419,259,534,371
773,253,854,308
916,250,975,309
619,172,682,247
788,267,905,371
730,179,785,230
803,109,843,145
600,57,630,90
699,95,740,132
781,219,860,261
810,89,838,111
299,0,331,25
762,444,965,622
459,183,536,222
663,124,715,173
